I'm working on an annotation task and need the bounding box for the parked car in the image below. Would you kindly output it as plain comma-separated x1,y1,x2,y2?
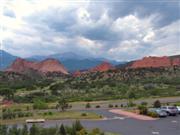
161,106,178,116
176,106,180,114
148,108,167,117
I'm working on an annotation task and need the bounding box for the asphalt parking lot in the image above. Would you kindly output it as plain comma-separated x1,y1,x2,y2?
82,109,180,135
16,109,180,135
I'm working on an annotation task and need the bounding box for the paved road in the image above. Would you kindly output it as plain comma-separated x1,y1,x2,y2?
70,97,180,110
19,109,180,135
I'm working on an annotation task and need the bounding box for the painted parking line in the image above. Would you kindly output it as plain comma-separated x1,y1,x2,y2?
152,131,160,135
113,116,126,120
102,116,126,120
171,120,178,123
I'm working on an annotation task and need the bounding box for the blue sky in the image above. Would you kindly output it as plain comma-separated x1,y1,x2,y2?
1,0,180,61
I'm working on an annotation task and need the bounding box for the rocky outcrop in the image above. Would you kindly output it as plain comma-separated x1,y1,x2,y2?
129,56,180,69
89,62,114,72
73,62,114,77
6,58,69,75
171,57,180,66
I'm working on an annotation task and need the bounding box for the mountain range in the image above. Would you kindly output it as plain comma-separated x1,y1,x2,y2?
1,50,180,77
0,50,124,71
0,50,17,70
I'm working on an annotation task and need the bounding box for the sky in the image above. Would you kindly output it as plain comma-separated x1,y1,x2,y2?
1,0,180,61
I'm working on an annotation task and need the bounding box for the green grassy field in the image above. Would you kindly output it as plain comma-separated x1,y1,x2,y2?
0,110,101,125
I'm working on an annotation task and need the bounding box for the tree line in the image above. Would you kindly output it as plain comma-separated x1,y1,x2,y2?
0,120,105,135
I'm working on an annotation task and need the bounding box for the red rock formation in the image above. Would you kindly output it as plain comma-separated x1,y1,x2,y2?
172,57,180,66
129,56,180,69
72,61,114,77
6,58,69,74
89,61,114,72
38,59,68,74
73,70,82,77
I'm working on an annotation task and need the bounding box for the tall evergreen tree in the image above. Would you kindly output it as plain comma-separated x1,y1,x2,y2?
21,125,28,135
8,125,20,135
30,124,39,135
74,120,83,131
59,124,66,135
0,125,8,135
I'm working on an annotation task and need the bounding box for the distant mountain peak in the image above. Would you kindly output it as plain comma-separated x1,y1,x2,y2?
0,50,17,70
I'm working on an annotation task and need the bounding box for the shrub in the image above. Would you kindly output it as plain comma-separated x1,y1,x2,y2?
81,113,87,116
127,100,136,107
147,111,159,118
153,100,161,108
85,103,91,108
26,106,30,111
17,112,24,118
115,104,118,108
48,111,53,115
141,102,148,106
33,99,48,110
95,105,100,108
138,105,148,115
108,104,113,108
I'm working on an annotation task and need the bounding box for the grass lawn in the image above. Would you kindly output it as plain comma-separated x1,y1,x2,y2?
1,110,101,125
105,132,120,135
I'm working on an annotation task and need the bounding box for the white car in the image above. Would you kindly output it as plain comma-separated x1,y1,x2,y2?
176,106,180,114
161,106,178,116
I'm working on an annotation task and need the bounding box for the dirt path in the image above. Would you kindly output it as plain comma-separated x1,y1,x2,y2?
109,109,157,121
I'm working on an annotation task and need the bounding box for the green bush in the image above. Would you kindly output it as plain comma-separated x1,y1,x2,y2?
147,111,159,118
81,113,87,116
153,100,161,108
95,105,101,108
85,103,91,108
33,99,48,110
115,104,118,108
138,105,148,115
108,104,113,108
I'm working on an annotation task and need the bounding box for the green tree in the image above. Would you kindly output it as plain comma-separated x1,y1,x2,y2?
128,91,136,99
59,124,66,135
30,124,39,135
153,100,161,108
8,125,20,135
0,88,14,100
138,105,148,115
73,120,83,131
0,125,8,135
56,97,68,111
21,125,28,135
33,99,48,110
85,102,91,108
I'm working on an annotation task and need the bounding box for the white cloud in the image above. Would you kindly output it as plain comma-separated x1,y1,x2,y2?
76,36,103,56
150,20,180,56
112,14,156,40
143,31,155,43
1,0,180,61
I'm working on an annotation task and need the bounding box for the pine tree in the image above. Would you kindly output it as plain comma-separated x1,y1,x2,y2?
59,124,66,135
0,125,8,135
8,125,20,135
30,124,39,135
21,125,28,135
73,120,83,131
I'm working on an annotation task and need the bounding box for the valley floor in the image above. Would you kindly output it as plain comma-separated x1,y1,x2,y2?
5,109,180,135
1,96,180,135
